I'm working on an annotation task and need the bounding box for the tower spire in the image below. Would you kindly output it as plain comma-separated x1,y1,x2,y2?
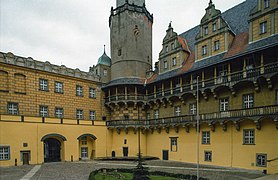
209,0,213,6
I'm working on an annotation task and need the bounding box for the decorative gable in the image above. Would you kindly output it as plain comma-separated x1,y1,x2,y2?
195,0,235,61
159,23,190,74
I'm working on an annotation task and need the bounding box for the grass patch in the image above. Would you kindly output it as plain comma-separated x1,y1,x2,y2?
92,172,179,180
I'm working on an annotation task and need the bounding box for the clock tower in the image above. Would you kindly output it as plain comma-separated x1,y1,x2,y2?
109,0,153,80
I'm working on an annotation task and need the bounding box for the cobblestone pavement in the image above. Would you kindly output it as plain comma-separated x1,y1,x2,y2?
0,160,266,180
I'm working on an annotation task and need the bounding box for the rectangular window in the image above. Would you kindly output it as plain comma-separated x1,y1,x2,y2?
256,154,267,167
172,57,177,66
39,106,48,117
202,131,210,144
76,109,84,119
54,81,63,93
204,26,208,35
243,94,254,109
55,107,64,118
189,103,197,115
219,98,229,112
76,85,83,96
243,129,255,144
214,40,220,51
103,69,107,77
174,106,181,116
264,0,270,8
260,21,267,34
204,151,212,162
165,46,169,53
81,136,87,145
89,87,96,98
202,45,207,55
171,43,175,50
39,79,48,91
0,146,10,160
81,147,88,158
89,110,96,120
170,137,178,152
154,109,159,119
212,23,217,32
7,102,19,115
164,60,168,69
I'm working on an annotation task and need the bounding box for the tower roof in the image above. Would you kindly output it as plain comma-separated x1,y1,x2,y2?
97,46,111,66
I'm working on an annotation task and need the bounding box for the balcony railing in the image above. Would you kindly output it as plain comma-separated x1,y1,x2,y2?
104,62,277,103
106,105,278,128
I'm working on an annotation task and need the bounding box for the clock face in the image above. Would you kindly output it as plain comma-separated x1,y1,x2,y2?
133,25,140,37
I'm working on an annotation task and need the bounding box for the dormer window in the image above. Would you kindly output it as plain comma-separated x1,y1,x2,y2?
202,45,207,55
172,57,177,66
171,43,175,50
214,40,220,51
204,26,208,35
260,21,267,34
264,0,270,8
164,60,168,69
165,46,169,53
212,23,217,32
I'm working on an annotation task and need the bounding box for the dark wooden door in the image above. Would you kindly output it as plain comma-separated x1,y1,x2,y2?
123,147,128,157
162,150,169,160
23,153,29,165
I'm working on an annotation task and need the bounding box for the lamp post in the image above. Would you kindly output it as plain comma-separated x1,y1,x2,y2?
196,76,200,180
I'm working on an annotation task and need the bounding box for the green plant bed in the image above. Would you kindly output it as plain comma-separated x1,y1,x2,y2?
89,168,208,180
91,172,179,180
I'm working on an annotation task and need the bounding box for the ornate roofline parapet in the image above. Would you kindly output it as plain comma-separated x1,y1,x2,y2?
0,52,100,82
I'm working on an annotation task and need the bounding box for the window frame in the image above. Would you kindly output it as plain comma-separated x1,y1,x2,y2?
214,40,220,51
219,97,229,112
204,151,212,162
256,153,267,167
103,69,108,77
76,85,83,97
81,136,87,145
172,57,177,67
39,78,48,91
174,106,181,116
243,129,255,145
264,0,270,8
204,26,208,35
202,131,210,144
39,105,48,117
89,110,96,120
0,146,10,160
89,87,96,98
76,109,84,120
7,102,19,115
189,103,197,115
212,23,217,32
164,60,168,69
170,137,178,152
202,45,207,56
260,21,267,34
54,81,63,94
154,109,159,119
55,107,64,118
243,94,254,109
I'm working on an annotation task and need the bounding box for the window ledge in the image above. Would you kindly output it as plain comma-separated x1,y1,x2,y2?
242,143,256,145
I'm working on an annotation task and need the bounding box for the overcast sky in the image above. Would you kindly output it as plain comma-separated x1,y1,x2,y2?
0,0,245,72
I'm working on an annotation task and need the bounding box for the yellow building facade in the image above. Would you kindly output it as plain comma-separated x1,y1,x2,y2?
1,0,278,175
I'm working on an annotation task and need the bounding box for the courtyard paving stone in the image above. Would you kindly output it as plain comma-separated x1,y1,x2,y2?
0,160,267,180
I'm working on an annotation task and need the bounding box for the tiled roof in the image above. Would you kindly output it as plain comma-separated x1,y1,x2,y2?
148,0,272,84
103,77,145,88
